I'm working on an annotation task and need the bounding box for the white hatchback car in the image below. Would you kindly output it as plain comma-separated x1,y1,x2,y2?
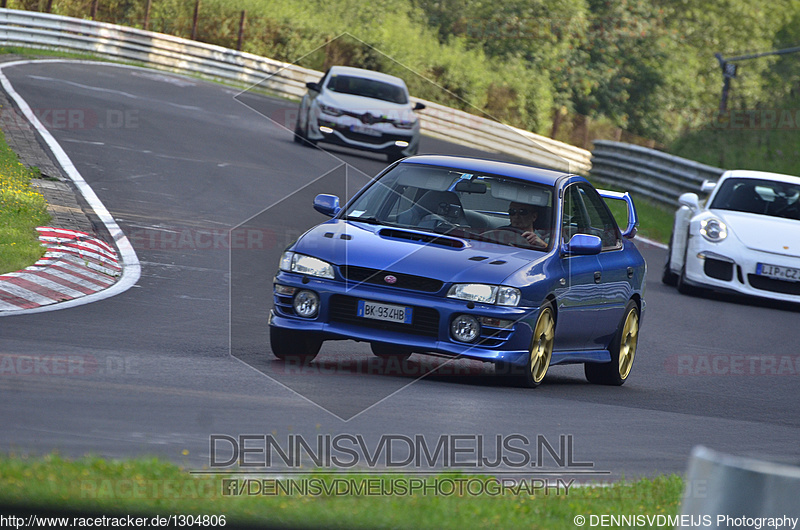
294,66,425,162
663,169,800,303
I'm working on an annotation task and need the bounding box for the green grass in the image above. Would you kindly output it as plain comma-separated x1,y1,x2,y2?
0,129,50,275
0,453,685,528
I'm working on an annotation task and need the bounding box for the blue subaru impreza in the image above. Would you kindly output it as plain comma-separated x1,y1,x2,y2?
269,155,646,387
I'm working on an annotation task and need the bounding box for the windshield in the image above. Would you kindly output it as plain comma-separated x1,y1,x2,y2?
710,177,800,221
342,164,555,251
326,74,409,104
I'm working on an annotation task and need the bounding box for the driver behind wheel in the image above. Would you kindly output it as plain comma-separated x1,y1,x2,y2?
506,201,548,248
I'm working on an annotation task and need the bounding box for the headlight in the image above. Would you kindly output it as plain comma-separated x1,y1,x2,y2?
279,251,335,279
393,119,416,129
700,218,728,242
496,286,521,306
319,104,343,117
447,284,521,306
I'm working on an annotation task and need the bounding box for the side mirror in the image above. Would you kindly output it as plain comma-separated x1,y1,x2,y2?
313,194,340,217
678,192,700,210
306,82,321,92
700,180,717,194
413,101,426,111
563,234,602,256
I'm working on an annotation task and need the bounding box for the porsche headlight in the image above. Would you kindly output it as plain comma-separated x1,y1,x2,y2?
447,284,521,306
700,218,728,242
279,251,334,279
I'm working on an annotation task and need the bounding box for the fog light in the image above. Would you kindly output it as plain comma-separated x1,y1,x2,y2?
451,314,480,343
293,290,319,318
319,126,334,134
394,140,409,147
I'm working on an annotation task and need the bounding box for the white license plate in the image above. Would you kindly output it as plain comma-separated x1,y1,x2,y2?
357,300,413,324
350,124,382,137
757,263,800,282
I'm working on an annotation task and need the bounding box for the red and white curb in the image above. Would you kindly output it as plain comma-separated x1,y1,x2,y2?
0,227,120,311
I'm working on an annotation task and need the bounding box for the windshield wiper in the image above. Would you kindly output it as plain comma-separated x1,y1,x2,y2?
344,215,386,225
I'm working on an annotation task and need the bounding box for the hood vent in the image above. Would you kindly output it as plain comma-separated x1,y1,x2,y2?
378,228,465,248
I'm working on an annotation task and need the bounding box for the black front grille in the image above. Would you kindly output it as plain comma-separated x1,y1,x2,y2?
340,265,443,293
704,258,734,281
329,295,440,337
748,275,800,295
334,125,409,146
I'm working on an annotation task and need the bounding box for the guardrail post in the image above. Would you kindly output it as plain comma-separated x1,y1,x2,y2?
237,10,245,51
191,0,200,41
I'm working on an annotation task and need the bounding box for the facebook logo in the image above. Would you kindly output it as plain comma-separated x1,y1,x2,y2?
221,479,240,496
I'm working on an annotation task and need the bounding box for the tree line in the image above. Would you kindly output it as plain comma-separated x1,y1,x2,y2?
10,0,800,148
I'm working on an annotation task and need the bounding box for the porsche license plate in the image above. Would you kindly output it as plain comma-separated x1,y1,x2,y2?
757,263,800,282
357,300,413,324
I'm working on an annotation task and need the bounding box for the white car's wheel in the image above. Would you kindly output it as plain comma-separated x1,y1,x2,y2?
662,232,678,286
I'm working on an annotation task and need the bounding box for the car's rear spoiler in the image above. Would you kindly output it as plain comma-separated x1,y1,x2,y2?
597,189,639,239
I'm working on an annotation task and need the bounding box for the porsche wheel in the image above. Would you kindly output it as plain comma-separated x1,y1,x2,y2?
270,327,320,364
585,300,639,385
520,302,555,388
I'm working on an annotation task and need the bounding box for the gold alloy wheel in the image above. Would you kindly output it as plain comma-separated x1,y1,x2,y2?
530,306,555,383
618,307,639,380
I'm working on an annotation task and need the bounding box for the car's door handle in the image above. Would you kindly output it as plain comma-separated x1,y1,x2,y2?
594,271,602,284
627,266,634,279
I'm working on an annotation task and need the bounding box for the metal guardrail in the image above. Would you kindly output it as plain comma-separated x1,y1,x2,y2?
679,445,800,525
590,140,725,207
0,8,592,174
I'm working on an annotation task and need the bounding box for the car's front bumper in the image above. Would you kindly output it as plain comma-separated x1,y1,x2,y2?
683,234,800,302
309,113,419,157
270,272,539,366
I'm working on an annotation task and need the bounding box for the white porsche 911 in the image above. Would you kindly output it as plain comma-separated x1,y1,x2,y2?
663,169,800,303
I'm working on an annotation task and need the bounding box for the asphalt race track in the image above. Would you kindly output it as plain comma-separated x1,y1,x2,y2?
1,61,799,481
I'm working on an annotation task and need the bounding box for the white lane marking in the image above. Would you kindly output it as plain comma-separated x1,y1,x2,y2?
0,60,142,316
